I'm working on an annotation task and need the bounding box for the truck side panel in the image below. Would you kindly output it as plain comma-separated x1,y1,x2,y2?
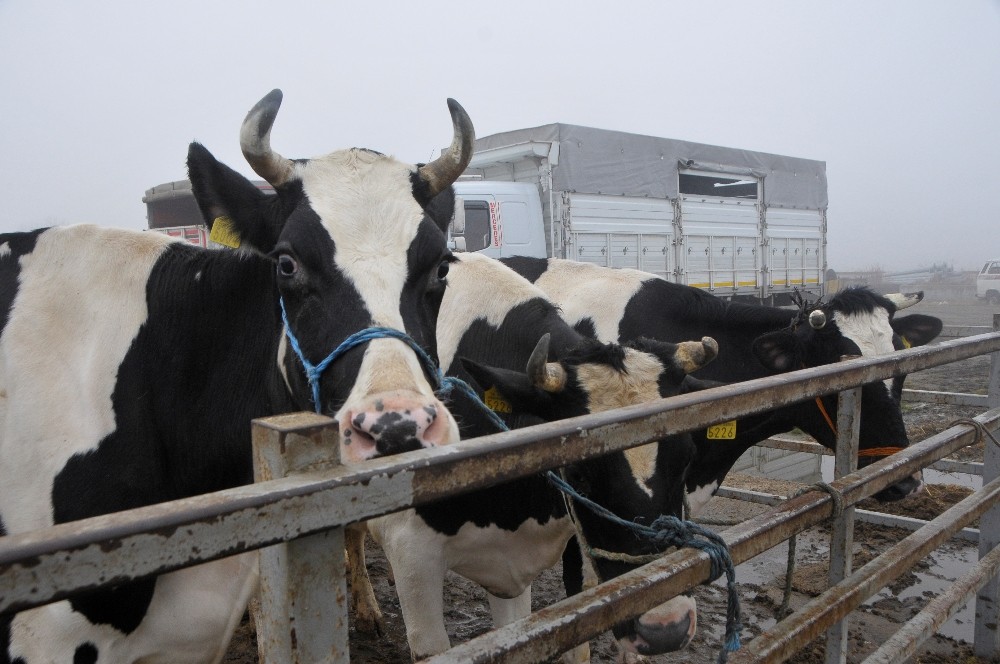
566,194,674,278
679,197,760,296
765,207,825,294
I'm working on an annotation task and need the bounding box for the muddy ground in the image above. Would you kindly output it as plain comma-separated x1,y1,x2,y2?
224,297,1000,663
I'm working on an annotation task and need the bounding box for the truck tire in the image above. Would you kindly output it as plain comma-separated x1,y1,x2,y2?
989,291,1000,305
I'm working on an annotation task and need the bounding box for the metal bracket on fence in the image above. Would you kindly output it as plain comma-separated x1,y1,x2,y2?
252,412,349,664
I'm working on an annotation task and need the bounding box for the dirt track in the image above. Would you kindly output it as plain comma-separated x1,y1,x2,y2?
225,296,1000,664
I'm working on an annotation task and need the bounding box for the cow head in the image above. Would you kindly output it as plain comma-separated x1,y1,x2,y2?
461,332,717,655
752,287,942,500
461,333,718,422
188,90,473,461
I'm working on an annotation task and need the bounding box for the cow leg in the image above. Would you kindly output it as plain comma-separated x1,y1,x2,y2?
345,523,386,637
367,512,451,659
485,586,532,628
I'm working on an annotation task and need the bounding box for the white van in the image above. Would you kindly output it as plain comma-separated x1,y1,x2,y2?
977,258,1000,303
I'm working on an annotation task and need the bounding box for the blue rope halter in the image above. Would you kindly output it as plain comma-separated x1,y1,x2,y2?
278,297,488,415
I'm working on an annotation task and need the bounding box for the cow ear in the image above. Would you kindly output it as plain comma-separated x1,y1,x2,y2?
892,314,943,348
752,330,801,372
187,142,285,252
680,375,725,394
424,187,457,234
459,358,544,412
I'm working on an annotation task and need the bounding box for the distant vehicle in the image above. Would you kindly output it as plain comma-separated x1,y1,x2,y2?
145,124,829,304
977,258,1000,304
142,179,274,249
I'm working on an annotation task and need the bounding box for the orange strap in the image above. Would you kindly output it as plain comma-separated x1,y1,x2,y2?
857,446,904,458
814,396,837,435
813,395,903,458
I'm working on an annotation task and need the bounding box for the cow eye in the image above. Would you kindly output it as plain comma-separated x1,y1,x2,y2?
437,261,450,280
277,254,298,277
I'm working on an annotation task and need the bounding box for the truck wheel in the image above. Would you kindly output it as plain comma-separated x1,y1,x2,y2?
989,291,1000,305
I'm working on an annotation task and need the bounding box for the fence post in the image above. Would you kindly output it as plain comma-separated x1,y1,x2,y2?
825,384,861,664
974,314,1000,658
252,412,349,664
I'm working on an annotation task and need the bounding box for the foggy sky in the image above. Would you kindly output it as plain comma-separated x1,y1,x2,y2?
1,1,997,272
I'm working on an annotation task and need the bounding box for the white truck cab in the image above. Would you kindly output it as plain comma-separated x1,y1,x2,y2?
977,259,1000,304
448,181,547,259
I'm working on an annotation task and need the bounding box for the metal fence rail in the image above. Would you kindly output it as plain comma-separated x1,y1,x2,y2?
1,331,1000,662
429,411,1000,663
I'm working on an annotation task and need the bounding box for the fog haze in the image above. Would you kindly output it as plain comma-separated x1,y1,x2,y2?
1,1,997,272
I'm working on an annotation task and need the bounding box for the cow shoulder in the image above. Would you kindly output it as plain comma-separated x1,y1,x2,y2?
535,259,653,343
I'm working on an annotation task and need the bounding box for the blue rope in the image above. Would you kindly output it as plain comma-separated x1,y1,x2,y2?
280,298,740,660
279,298,499,424
545,471,742,663
431,366,743,661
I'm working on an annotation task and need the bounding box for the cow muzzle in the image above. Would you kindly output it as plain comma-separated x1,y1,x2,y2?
872,470,925,502
339,391,455,462
616,594,697,656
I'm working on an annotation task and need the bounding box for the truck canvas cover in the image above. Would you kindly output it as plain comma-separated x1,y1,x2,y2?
467,123,827,210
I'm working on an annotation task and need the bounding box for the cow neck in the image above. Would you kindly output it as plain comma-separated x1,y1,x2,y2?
278,297,483,416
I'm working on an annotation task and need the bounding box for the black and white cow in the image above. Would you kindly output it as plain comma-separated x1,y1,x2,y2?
0,91,474,663
502,257,943,516
351,252,719,661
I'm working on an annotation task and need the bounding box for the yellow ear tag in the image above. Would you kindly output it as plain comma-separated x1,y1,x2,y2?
706,421,737,440
209,216,242,249
484,386,512,414
901,336,912,349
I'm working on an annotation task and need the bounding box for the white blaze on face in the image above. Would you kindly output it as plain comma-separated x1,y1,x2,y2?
576,348,667,497
437,253,542,371
535,259,654,343
832,307,897,392
294,152,456,443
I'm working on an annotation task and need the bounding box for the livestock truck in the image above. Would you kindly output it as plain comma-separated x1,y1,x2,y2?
145,123,828,304
448,123,827,304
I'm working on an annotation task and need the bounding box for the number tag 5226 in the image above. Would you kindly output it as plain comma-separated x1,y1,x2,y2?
706,421,737,440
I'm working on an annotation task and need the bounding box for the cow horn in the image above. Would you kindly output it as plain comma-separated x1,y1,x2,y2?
416,99,475,200
675,337,719,374
809,309,827,329
240,89,296,187
885,291,924,311
526,334,567,393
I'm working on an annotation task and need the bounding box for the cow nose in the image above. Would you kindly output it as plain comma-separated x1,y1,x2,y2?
339,391,451,462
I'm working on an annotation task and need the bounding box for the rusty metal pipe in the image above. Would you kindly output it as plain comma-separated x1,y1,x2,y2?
862,543,1000,664
1,338,998,616
422,412,1000,663
728,473,1000,664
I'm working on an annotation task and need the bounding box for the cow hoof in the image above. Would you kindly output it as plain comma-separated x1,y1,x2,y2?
621,596,697,655
354,611,387,638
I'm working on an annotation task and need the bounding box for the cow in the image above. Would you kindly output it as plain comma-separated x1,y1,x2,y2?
501,256,943,517
0,90,474,664
350,252,719,661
